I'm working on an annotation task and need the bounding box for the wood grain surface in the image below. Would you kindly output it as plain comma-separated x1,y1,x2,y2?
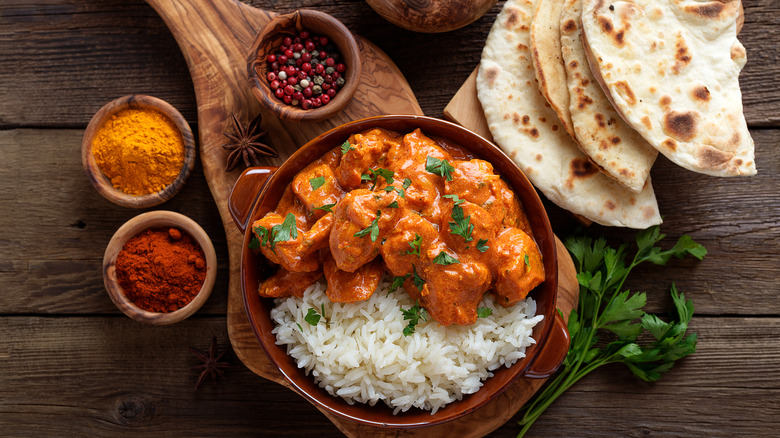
1,0,779,437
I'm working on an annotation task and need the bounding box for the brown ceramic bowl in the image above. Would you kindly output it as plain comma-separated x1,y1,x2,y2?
228,115,568,427
82,95,196,208
103,210,217,325
247,9,361,122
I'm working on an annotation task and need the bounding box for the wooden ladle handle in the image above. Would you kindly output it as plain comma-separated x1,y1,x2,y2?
228,167,278,234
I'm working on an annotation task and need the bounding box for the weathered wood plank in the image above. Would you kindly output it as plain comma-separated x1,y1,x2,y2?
2,128,777,315
0,0,777,127
1,316,777,437
0,129,229,314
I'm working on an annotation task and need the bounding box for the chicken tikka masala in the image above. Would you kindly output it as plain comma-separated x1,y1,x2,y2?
251,127,545,326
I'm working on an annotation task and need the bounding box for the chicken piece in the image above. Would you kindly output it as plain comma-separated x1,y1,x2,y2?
291,163,346,219
385,129,454,221
491,228,545,306
251,212,319,273
274,185,314,230
329,189,401,272
259,268,323,298
323,253,384,303
440,199,499,255
419,239,492,326
380,211,438,278
335,128,401,189
444,159,529,230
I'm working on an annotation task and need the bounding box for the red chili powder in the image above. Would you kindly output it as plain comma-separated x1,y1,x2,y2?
115,227,207,313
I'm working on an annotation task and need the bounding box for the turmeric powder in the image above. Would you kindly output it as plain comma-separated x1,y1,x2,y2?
92,108,185,195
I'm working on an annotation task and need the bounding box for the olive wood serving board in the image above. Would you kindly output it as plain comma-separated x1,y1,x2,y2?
144,0,578,436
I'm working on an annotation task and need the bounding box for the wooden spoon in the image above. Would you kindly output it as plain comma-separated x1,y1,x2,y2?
365,0,498,33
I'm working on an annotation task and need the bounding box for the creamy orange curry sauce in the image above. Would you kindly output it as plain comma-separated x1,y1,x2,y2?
252,128,545,326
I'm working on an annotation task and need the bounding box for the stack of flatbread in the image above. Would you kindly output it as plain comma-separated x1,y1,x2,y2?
476,0,754,228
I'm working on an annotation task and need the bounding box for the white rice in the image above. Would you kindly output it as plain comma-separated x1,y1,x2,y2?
270,278,543,415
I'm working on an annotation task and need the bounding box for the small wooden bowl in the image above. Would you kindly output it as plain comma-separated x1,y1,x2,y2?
365,0,498,33
103,211,217,325
247,9,361,122
82,95,196,208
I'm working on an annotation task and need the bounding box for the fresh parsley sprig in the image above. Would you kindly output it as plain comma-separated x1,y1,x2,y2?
248,213,299,253
425,156,455,181
401,301,428,336
353,210,381,242
517,226,706,437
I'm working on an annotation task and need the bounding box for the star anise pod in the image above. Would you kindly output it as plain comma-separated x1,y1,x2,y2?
189,336,234,389
222,113,277,172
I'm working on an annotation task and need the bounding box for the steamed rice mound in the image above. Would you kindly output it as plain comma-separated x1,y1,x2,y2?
271,278,543,415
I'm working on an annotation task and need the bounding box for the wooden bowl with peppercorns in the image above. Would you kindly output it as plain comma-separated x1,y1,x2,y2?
248,9,361,121
103,210,217,325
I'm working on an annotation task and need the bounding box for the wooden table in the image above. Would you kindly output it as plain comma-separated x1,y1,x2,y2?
1,1,778,436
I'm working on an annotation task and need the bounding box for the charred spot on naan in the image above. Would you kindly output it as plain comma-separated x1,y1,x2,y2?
562,18,578,34
691,85,711,103
484,66,499,87
566,158,600,189
660,95,672,107
672,34,692,74
683,0,741,21
696,145,734,170
613,81,637,106
662,138,678,152
662,110,700,142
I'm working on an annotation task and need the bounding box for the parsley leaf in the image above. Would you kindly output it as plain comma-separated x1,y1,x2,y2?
406,234,422,256
388,201,399,208
270,213,298,249
433,251,459,265
304,308,322,326
401,301,428,336
341,141,354,155
353,210,381,242
388,273,411,296
363,168,394,190
524,253,530,267
477,307,493,318
411,265,425,290
477,239,489,253
448,204,474,242
517,226,704,437
425,156,455,181
309,176,326,191
443,194,465,206
313,203,336,213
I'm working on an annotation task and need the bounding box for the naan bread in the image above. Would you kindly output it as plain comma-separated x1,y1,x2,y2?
581,0,755,176
530,0,576,139
477,0,661,228
560,0,658,192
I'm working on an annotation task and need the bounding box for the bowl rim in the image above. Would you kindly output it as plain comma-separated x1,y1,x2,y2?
239,115,559,427
103,210,217,325
247,9,362,122
82,94,196,208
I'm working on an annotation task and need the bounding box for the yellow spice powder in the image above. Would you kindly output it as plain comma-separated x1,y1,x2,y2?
92,108,185,195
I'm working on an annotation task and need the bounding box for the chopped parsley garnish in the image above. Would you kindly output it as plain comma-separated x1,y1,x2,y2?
406,233,422,256
341,141,354,154
249,213,298,253
433,251,459,265
313,203,336,213
401,301,428,336
443,194,465,205
425,156,455,181
477,307,493,318
449,204,474,242
477,239,490,253
411,264,425,290
363,167,394,190
388,273,411,296
524,253,530,267
309,176,326,191
304,306,326,326
402,178,412,190
388,201,399,208
353,210,381,242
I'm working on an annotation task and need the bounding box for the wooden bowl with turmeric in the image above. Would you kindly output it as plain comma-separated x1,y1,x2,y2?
103,210,217,325
82,95,196,208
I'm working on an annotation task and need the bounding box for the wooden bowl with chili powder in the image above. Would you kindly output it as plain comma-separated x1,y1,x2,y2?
103,210,217,325
82,95,196,208
247,9,361,121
